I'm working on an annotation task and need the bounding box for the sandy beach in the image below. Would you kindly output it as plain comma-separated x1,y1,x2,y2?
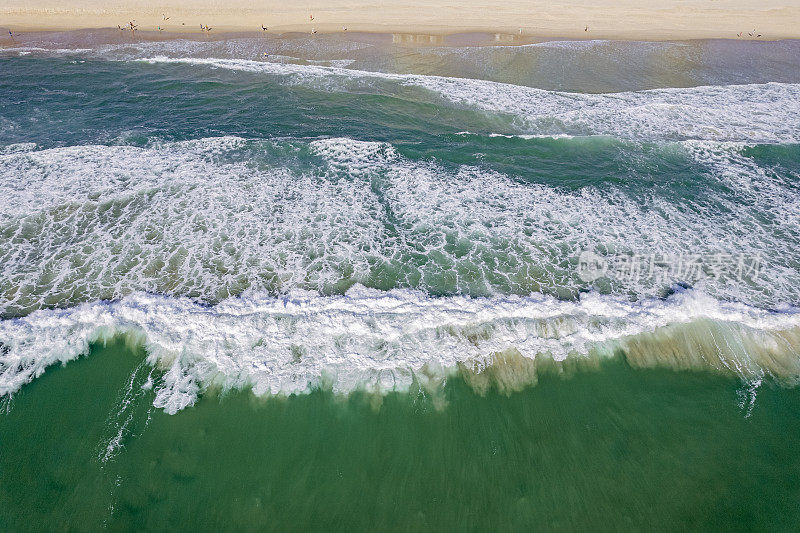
2,0,799,40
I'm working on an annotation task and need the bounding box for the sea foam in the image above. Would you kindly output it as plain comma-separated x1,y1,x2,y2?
1,287,799,413
2,136,798,316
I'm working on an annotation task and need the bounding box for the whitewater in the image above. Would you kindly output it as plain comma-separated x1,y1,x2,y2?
2,36,799,413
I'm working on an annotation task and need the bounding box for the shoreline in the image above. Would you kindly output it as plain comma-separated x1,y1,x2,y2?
2,1,800,42
0,28,795,52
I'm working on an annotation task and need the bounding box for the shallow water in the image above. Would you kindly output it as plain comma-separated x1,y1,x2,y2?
1,33,800,528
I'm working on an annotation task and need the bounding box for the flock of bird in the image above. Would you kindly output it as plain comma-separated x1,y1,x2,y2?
738,29,763,38
103,11,353,37
107,19,766,39
110,13,321,35
5,19,768,42
115,16,212,34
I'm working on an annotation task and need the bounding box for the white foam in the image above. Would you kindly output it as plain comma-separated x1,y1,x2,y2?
98,360,153,463
685,141,800,228
261,54,356,68
2,136,799,316
1,287,798,413
485,39,614,50
138,56,800,143
0,142,36,155
455,131,577,139
2,46,94,56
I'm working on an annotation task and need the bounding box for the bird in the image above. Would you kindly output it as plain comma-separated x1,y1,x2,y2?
585,25,588,32
262,25,268,31
343,26,348,31
162,14,170,20
311,27,317,34
757,34,762,38
8,30,13,40
206,26,212,32
200,24,205,30
737,32,742,38
310,14,314,21
158,26,164,32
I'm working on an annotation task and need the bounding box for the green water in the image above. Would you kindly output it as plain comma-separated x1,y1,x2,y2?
2,339,799,531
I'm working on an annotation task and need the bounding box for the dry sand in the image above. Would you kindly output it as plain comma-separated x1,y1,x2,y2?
1,0,798,40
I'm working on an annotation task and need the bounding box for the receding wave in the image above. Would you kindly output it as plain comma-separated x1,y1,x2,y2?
1,287,798,413
135,56,800,144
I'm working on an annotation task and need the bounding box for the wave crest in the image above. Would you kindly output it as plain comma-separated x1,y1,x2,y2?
1,287,798,413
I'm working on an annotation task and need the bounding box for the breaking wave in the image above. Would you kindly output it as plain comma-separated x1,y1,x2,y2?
1,286,799,413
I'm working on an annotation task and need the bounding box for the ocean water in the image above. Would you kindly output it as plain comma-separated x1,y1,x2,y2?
2,32,800,529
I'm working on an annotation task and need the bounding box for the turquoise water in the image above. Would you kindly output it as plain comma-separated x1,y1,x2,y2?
1,33,800,529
